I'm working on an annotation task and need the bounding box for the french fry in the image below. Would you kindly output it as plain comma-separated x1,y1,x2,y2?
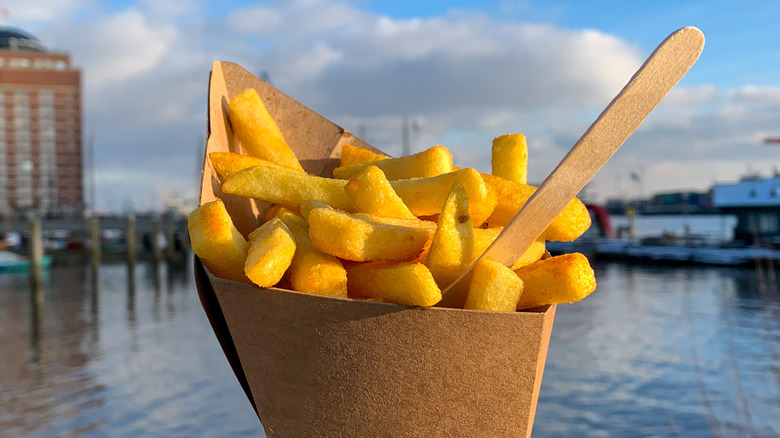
491,134,528,184
223,164,497,227
229,88,304,171
464,259,524,312
425,182,474,288
390,168,497,226
471,227,546,269
244,217,296,288
222,165,352,210
340,143,389,167
210,151,301,181
265,204,301,221
481,173,590,241
511,239,547,269
472,226,502,257
344,165,416,219
275,208,348,298
345,262,442,307
306,203,434,262
188,199,249,283
514,252,596,310
333,145,453,180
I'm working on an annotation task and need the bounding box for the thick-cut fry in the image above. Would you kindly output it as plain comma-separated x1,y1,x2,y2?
306,203,434,262
223,165,498,227
472,226,502,258
390,168,497,226
344,165,415,219
491,134,528,184
222,165,352,210
471,227,546,269
265,204,301,221
229,88,304,171
514,252,596,310
425,182,474,288
210,151,301,181
333,145,453,180
481,173,590,241
188,199,249,283
346,262,442,307
464,259,524,312
340,143,389,167
244,217,296,288
511,239,547,269
275,208,348,298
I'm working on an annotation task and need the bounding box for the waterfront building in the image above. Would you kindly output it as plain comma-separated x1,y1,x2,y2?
712,173,780,243
0,27,83,217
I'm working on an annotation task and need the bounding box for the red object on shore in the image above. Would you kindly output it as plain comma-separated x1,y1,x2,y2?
586,204,615,239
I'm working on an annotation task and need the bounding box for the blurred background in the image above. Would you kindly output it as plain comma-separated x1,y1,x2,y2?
1,0,779,436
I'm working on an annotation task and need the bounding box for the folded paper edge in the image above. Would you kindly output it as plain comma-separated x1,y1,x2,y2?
194,256,259,417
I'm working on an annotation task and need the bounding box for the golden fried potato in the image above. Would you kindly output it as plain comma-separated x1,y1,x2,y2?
346,262,442,306
188,199,249,282
274,208,348,298
264,204,301,221
481,173,590,241
425,182,474,288
244,217,296,288
210,151,301,181
222,165,352,210
306,203,433,262
229,88,304,171
464,259,523,312
511,239,547,269
472,226,502,257
340,143,389,167
333,145,453,180
471,226,546,269
491,134,528,184
514,252,596,310
344,165,415,219
390,168,497,226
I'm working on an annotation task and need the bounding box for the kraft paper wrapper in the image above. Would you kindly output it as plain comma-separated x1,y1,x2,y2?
195,61,556,437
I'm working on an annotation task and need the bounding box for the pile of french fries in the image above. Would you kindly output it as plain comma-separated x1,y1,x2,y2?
189,88,597,311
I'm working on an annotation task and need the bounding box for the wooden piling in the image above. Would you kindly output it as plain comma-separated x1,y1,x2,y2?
152,218,162,261
90,216,101,268
166,217,175,260
126,215,137,267
29,216,43,288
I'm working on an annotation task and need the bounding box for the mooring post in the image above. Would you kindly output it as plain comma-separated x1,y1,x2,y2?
126,215,137,268
29,215,43,288
90,215,101,268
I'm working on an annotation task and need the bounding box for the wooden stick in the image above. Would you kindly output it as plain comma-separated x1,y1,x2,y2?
438,27,705,308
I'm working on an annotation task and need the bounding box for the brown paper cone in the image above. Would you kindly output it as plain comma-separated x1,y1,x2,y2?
195,61,556,437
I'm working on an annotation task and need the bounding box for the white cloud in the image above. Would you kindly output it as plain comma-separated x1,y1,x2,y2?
74,9,176,86
2,0,94,23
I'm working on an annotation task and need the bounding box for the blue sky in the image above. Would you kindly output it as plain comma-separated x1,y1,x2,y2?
5,0,780,212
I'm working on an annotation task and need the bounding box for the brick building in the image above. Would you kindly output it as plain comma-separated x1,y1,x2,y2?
0,27,83,216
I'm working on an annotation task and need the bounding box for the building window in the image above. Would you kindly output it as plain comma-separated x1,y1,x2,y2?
759,214,778,234
38,89,57,210
14,91,32,208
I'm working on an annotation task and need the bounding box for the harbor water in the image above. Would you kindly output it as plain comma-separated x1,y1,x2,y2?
1,254,779,437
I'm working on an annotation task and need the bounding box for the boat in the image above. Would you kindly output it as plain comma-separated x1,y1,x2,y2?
0,251,53,273
546,203,780,267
